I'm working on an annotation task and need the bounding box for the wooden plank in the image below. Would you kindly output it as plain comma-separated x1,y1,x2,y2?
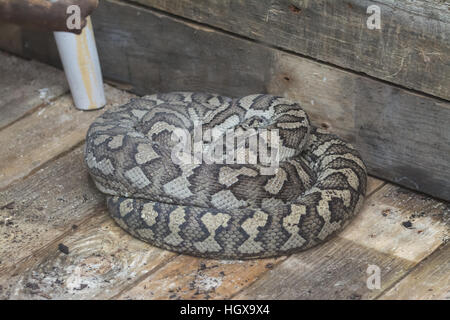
0,146,103,272
378,243,450,300
234,183,449,299
134,0,450,100
4,0,449,201
235,237,413,300
0,212,175,299
366,176,385,195
117,254,285,300
268,52,450,201
339,184,448,262
91,1,271,97
0,84,134,190
0,51,68,129
114,178,381,300
0,22,23,56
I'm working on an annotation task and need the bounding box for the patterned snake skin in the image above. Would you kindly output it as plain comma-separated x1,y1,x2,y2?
85,93,367,259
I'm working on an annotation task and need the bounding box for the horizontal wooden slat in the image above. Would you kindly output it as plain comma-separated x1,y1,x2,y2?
0,146,102,272
235,237,413,300
0,212,175,299
0,84,134,190
235,183,449,299
270,53,450,201
339,184,448,263
378,243,450,300
134,0,450,100
0,51,68,129
117,254,285,300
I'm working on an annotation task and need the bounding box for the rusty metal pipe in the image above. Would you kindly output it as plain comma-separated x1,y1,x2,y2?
0,0,98,34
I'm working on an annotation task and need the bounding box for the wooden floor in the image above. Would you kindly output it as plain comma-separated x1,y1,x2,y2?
0,52,448,300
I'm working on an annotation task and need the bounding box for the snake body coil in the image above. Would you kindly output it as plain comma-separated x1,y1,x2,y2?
85,93,367,259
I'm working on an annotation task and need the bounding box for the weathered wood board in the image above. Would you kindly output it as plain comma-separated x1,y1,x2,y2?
0,212,176,300
134,0,450,100
0,146,103,272
234,184,449,299
1,0,448,201
379,243,450,300
117,254,285,300
0,84,134,190
268,53,450,201
0,51,68,129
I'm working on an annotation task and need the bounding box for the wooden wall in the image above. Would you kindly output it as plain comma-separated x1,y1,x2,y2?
0,0,449,201
134,0,450,101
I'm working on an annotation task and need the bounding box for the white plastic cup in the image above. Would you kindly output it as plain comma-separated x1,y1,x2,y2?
54,17,106,110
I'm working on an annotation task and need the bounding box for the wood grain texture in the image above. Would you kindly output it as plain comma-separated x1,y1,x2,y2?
0,84,134,189
268,52,450,201
235,184,449,299
0,212,175,300
0,51,68,129
92,0,271,96
340,184,449,263
234,237,414,300
117,255,285,300
134,0,450,100
3,0,448,201
0,146,104,272
378,243,450,300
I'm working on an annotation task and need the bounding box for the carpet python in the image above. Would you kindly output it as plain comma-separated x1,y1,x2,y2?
85,93,367,259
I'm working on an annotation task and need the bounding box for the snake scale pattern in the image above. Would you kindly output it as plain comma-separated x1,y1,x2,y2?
85,93,367,259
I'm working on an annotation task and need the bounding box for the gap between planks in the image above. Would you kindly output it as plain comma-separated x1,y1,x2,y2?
374,242,450,300
0,84,135,190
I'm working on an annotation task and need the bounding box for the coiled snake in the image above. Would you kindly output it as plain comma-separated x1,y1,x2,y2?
85,93,367,259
